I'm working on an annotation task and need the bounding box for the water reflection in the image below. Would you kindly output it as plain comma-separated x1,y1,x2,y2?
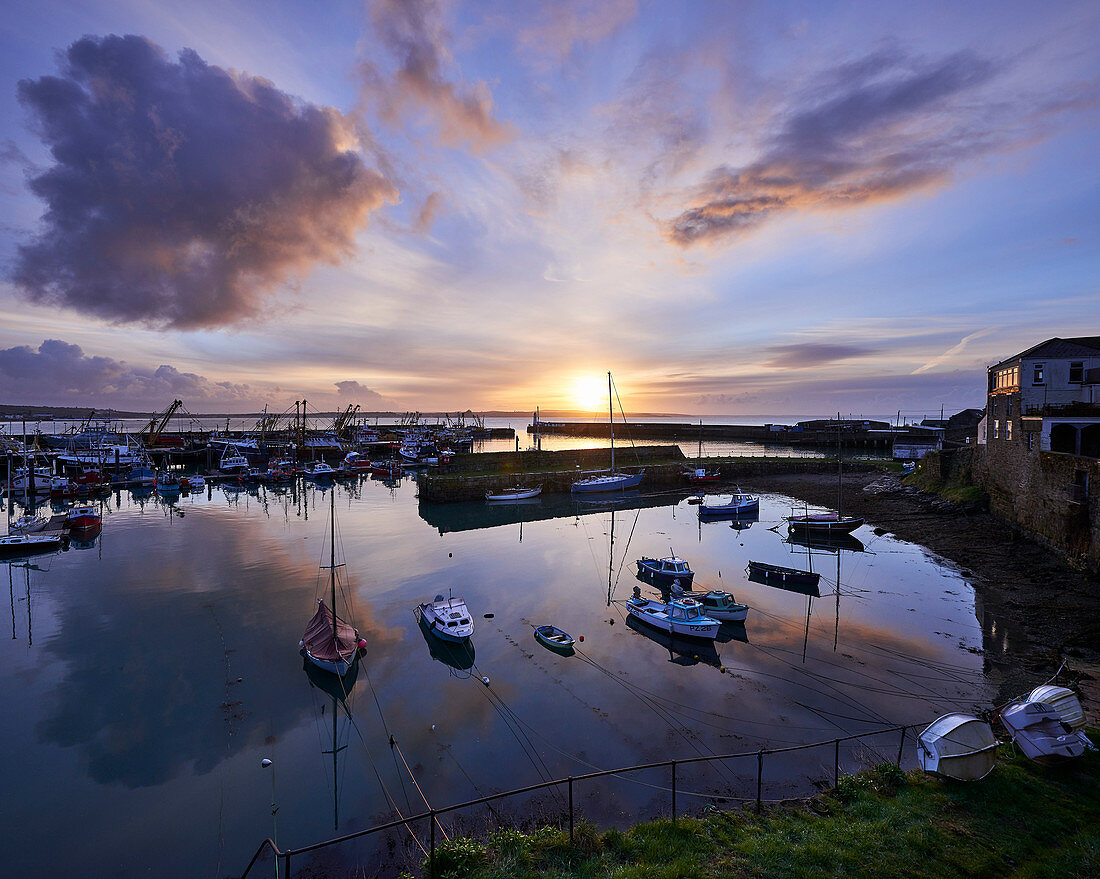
0,479,992,879
417,613,476,672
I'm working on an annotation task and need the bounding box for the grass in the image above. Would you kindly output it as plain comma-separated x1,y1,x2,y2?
410,744,1100,879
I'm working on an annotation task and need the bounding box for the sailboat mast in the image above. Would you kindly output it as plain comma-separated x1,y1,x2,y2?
608,371,614,473
330,490,337,646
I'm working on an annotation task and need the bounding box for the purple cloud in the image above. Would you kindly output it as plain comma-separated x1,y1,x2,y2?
763,343,878,369
0,339,254,407
334,379,397,408
665,49,1003,246
361,0,511,149
12,35,396,328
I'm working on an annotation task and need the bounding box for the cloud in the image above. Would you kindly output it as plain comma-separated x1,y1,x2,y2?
333,379,397,408
763,343,878,369
515,0,638,60
0,339,255,407
12,34,396,329
361,0,511,149
413,190,443,233
664,49,1005,246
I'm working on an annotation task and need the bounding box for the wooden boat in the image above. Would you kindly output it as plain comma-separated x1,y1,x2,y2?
636,555,694,588
786,512,863,535
917,714,999,780
534,625,576,654
746,561,821,591
486,485,542,501
1000,701,1093,765
571,372,644,493
625,590,720,639
417,594,474,642
698,491,759,518
300,492,366,677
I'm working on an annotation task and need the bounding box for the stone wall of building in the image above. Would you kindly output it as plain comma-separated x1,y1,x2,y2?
942,443,1100,572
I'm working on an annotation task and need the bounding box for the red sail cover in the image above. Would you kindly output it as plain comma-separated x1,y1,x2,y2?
302,601,359,662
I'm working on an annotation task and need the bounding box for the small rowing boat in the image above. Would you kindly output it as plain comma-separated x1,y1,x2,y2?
534,625,575,654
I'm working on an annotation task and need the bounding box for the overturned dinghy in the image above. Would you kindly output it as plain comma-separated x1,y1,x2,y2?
1001,701,1094,766
917,713,999,780
1028,685,1086,731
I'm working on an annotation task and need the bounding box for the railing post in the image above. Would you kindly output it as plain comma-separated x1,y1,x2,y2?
568,777,574,845
671,761,677,822
755,750,764,813
896,726,907,766
283,853,290,879
429,809,436,879
834,738,840,787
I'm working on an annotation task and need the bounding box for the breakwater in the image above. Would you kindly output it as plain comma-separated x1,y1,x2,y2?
417,446,870,502
530,420,907,450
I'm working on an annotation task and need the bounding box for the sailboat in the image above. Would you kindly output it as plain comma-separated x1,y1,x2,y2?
571,372,644,493
300,491,366,676
787,415,863,535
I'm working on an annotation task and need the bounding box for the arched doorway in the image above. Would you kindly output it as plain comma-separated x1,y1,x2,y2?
1080,424,1100,458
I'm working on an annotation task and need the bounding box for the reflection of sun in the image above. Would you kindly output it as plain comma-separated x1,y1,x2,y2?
571,376,606,411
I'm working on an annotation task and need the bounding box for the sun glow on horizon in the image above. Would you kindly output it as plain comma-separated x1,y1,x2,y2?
570,375,608,412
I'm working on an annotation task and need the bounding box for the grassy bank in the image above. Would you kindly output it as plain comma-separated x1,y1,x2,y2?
417,743,1099,878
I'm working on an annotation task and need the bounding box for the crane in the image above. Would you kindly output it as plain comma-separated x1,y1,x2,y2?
145,399,183,447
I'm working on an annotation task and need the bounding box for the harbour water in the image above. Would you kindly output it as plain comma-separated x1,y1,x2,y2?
0,474,989,877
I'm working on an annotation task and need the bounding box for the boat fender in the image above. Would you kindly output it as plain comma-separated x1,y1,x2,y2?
357,639,368,652
481,676,490,686
579,635,584,642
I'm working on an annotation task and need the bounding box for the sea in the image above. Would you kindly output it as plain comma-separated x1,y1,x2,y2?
0,420,995,877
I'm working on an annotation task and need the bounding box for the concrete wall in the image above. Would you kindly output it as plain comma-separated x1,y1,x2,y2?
934,444,1100,572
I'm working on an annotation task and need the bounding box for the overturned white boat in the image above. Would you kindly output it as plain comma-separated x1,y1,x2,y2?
1001,701,1094,766
916,713,999,780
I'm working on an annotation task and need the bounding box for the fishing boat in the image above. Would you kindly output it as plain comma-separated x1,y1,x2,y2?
916,714,999,780
127,463,157,487
1000,701,1093,765
625,588,721,639
416,594,474,642
181,472,206,491
64,506,101,531
342,451,372,473
534,625,576,654
636,555,695,588
571,372,644,493
299,492,367,677
746,560,821,591
219,445,249,474
370,460,403,478
670,586,749,623
303,461,337,480
0,532,64,559
698,490,759,518
485,485,542,501
156,472,182,493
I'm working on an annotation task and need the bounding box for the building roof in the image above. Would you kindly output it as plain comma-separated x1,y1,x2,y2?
990,337,1100,370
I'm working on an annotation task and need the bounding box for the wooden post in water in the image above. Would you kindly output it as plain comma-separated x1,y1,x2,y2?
568,776,574,844
671,761,677,822
756,750,764,812
896,726,907,766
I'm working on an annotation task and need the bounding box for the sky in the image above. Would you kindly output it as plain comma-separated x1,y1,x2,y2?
0,0,1097,420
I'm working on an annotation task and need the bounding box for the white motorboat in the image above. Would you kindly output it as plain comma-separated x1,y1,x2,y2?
303,461,337,480
1000,701,1093,765
625,590,720,639
485,485,542,501
0,532,64,559
9,514,49,534
916,713,999,780
417,594,474,642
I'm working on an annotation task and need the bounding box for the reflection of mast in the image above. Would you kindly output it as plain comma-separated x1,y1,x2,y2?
304,659,356,832
8,564,14,640
606,509,615,607
323,692,347,830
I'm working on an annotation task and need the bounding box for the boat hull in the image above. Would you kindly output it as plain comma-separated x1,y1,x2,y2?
571,471,644,493
625,598,720,639
486,487,542,501
302,649,357,677
787,515,863,535
534,625,576,654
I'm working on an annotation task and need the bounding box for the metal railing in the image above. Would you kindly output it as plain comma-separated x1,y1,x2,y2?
238,723,912,878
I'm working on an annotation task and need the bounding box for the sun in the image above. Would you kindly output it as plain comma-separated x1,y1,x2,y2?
571,375,607,412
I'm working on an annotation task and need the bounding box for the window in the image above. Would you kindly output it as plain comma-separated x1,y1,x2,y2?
1006,420,1013,441
1006,398,1012,417
1026,432,1034,450
994,366,1019,390
993,419,1000,439
1069,361,1084,383
1033,363,1044,385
